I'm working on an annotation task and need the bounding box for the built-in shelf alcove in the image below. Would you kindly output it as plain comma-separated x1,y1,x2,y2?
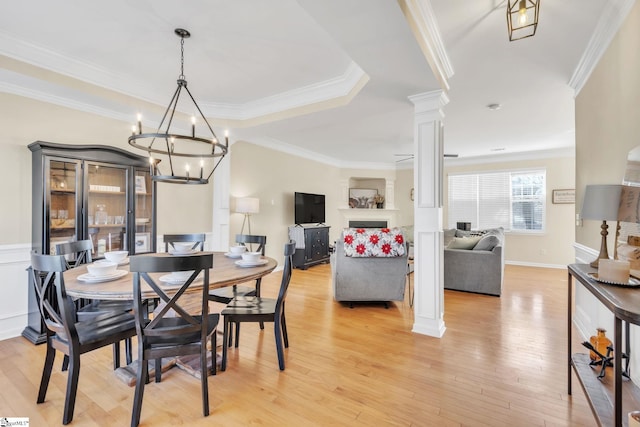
338,176,397,228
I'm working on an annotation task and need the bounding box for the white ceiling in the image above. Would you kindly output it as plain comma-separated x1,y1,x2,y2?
0,0,616,168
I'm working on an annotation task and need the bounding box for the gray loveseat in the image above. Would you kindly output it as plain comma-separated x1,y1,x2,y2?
443,227,505,296
331,229,408,305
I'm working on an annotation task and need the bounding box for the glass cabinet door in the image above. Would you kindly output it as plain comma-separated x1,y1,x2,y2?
86,162,128,258
133,169,153,254
48,159,80,254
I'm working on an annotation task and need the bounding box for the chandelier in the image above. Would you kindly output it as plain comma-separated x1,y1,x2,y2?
507,0,540,41
128,28,228,184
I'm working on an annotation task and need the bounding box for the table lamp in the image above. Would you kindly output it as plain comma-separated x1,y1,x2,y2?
581,184,622,267
235,197,260,235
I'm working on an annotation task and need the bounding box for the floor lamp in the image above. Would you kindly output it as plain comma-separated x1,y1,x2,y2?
581,185,622,268
236,197,260,236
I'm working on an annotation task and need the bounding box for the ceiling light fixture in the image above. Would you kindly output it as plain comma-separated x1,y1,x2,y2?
487,103,501,111
128,28,228,184
507,0,540,41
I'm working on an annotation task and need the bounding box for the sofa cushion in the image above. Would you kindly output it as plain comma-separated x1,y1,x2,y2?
443,228,457,247
447,235,482,250
343,227,406,257
473,234,500,251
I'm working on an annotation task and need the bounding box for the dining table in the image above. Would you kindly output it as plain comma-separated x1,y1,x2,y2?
65,251,277,301
64,251,278,384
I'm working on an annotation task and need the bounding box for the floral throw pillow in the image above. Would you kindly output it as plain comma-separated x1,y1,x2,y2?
343,228,406,257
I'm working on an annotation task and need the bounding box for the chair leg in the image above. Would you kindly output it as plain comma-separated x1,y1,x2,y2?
37,341,56,404
274,317,285,371
200,347,210,417
221,318,229,371
256,279,264,330
62,353,80,425
131,355,147,427
234,322,240,348
227,322,234,348
210,331,217,376
113,342,121,370
281,312,289,348
125,338,132,365
155,358,162,383
62,354,69,372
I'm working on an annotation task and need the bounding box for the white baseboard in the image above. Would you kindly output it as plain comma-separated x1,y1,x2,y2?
505,260,566,269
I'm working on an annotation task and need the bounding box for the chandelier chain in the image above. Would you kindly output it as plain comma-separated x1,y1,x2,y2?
179,36,185,80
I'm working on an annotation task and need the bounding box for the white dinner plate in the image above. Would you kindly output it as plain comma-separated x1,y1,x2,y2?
78,269,128,283
169,249,198,255
235,259,269,268
159,272,203,286
224,252,243,258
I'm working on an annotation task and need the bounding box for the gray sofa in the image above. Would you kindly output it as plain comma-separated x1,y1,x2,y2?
443,227,505,296
331,230,408,304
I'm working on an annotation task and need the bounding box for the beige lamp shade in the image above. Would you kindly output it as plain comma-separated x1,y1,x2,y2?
581,185,622,221
235,197,260,214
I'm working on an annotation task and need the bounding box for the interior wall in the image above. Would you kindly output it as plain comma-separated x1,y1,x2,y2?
395,167,414,227
229,141,343,260
443,155,576,267
574,0,640,384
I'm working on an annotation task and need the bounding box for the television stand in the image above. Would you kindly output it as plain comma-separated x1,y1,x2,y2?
288,224,330,269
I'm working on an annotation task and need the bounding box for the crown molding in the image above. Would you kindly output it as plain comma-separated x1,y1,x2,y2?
0,28,369,123
201,62,367,120
568,0,636,96
443,147,575,167
398,0,454,92
243,137,397,170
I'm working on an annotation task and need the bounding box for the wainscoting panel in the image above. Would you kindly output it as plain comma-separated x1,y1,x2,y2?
0,243,31,341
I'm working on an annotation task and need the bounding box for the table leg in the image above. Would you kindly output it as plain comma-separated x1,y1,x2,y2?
615,316,622,427
567,272,572,395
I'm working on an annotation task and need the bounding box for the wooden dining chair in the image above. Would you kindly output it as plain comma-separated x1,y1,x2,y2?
163,233,205,252
130,253,218,427
56,240,133,370
29,252,137,425
221,241,295,371
208,234,267,345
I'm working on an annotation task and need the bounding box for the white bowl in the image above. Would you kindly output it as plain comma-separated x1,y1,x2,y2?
170,270,193,280
87,260,117,277
104,250,128,264
229,245,247,255
172,242,194,253
241,251,261,263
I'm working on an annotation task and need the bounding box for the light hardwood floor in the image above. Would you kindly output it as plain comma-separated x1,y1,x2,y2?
0,264,595,426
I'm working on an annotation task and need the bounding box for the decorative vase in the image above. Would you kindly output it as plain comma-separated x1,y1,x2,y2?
589,327,612,361
376,203,384,209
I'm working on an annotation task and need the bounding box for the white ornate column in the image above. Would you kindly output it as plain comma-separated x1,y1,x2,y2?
409,90,448,338
212,143,231,251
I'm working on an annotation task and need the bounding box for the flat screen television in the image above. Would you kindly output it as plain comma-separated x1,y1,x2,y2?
294,192,325,224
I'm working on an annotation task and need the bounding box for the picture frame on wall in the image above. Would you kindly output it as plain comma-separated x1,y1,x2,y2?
349,188,377,209
135,232,150,252
552,189,575,204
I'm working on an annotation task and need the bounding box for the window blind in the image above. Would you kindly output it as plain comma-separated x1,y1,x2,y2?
448,169,546,232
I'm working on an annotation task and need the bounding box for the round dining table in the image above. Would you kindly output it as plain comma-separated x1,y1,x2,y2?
65,251,278,301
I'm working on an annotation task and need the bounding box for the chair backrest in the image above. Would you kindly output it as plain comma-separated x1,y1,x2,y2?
163,233,206,252
130,253,213,344
275,241,296,313
235,234,267,255
55,240,93,268
29,253,78,342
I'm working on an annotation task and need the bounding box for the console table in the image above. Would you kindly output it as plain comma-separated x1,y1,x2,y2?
568,264,640,427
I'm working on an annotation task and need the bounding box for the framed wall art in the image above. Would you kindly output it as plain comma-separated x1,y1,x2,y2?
552,189,575,204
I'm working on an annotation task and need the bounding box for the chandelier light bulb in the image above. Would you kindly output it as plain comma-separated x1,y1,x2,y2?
518,0,527,25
